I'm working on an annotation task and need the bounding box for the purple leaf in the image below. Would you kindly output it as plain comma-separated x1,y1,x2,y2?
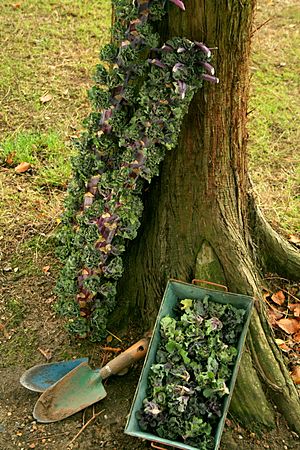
200,61,215,76
176,80,187,99
135,150,146,164
194,41,212,58
147,58,167,69
169,0,186,11
83,192,94,210
100,108,112,124
202,73,219,84
172,62,185,73
87,176,100,194
161,43,174,52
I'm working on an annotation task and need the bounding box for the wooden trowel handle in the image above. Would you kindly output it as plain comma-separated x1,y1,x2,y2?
99,337,149,380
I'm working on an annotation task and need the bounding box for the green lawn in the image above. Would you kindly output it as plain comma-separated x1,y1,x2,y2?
248,0,300,233
0,0,299,235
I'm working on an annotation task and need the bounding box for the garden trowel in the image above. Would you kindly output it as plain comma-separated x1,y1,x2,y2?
20,358,89,392
33,337,149,423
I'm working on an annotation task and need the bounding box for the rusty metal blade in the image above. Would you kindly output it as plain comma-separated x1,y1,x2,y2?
33,362,107,423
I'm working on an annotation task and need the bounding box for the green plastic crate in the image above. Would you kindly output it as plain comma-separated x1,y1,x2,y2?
125,279,254,450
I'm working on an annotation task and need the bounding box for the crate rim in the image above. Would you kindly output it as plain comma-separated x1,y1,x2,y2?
125,278,254,450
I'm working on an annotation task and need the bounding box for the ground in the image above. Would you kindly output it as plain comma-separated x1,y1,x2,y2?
0,0,299,449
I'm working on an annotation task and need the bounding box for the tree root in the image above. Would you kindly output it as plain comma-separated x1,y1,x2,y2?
249,307,300,433
248,193,300,280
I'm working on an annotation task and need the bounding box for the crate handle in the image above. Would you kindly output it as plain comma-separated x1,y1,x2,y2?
192,279,228,292
151,443,169,450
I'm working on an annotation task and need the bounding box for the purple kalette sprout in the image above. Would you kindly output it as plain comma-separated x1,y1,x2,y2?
161,43,174,52
176,80,187,99
83,192,94,210
202,73,219,84
147,58,167,69
100,108,113,124
94,213,119,236
169,0,185,11
100,108,113,133
77,268,91,288
135,150,146,164
144,401,162,416
194,41,212,58
200,61,215,76
101,123,112,134
210,317,223,330
172,62,185,73
87,175,100,195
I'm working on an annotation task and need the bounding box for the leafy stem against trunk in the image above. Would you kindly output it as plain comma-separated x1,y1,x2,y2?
55,0,219,341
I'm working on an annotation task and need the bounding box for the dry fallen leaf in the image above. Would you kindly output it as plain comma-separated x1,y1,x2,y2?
288,235,300,246
293,331,300,342
275,338,292,352
279,344,292,352
38,347,52,361
106,335,113,343
42,265,50,273
288,303,300,317
276,318,300,335
40,93,52,103
0,323,11,339
15,162,31,173
279,343,292,352
225,418,233,428
291,366,300,384
6,151,16,165
263,291,271,302
267,308,284,326
271,290,285,306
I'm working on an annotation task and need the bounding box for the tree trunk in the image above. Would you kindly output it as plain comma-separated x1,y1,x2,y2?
113,0,300,433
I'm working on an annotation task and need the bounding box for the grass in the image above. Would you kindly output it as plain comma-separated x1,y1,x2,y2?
0,131,73,186
249,0,300,233
0,0,111,191
0,0,111,261
0,0,111,138
5,298,27,328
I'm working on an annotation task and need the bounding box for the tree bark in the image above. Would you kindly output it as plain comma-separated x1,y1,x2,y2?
113,0,300,433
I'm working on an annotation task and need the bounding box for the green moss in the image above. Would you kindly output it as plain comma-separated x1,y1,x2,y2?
2,330,37,368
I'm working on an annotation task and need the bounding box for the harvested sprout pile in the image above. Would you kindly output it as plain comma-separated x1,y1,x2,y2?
55,0,218,341
137,296,245,449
